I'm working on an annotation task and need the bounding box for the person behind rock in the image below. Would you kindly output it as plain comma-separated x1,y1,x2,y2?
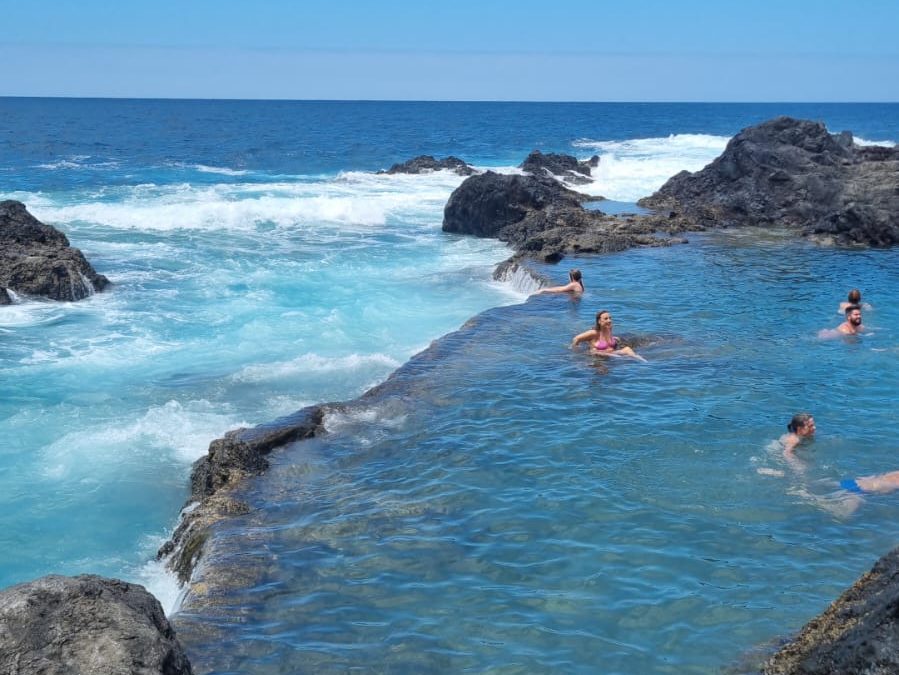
779,412,816,471
536,268,584,296
819,304,865,338
571,310,646,362
838,288,872,314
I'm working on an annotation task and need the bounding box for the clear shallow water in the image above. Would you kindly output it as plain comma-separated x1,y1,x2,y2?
2,99,899,670
175,233,899,673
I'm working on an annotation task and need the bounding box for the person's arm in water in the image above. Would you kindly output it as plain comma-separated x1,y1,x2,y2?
537,281,581,295
781,433,807,473
571,329,597,350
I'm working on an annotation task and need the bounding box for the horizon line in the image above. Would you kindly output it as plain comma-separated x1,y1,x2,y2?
2,96,898,105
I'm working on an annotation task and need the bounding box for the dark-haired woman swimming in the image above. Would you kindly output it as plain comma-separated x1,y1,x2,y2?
571,310,646,362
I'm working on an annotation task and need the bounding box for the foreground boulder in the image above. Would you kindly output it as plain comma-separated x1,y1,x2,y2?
639,116,899,247
520,150,599,184
0,575,193,675
443,171,686,262
380,155,477,176
764,545,899,674
0,200,110,301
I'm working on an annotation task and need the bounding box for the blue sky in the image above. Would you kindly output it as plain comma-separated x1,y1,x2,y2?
2,0,898,100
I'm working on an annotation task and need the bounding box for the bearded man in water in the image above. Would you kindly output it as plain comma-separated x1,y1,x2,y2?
837,304,865,335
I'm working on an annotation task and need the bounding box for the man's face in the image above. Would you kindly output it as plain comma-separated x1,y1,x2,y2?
848,309,862,326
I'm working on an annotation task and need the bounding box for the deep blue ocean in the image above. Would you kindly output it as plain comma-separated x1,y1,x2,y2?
2,99,899,673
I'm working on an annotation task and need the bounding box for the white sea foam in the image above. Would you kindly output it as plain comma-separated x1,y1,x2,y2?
134,536,185,616
39,400,247,478
232,352,402,384
572,134,730,202
23,172,465,233
191,163,250,176
854,136,896,147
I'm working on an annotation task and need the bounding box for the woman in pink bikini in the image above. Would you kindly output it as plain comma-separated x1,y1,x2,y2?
571,310,646,362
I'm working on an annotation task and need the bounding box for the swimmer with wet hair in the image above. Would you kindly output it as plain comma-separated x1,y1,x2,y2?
536,268,584,296
780,412,815,458
571,310,646,362
819,304,866,338
838,288,872,314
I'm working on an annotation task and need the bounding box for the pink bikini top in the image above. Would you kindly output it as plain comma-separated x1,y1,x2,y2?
593,336,619,350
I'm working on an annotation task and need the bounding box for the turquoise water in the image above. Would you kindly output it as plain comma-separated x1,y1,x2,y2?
173,231,899,673
3,100,899,672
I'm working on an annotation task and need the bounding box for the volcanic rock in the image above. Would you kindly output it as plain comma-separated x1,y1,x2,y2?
764,545,899,674
158,405,325,583
0,200,109,301
443,171,685,262
0,574,193,675
520,150,598,184
639,116,899,247
380,155,477,176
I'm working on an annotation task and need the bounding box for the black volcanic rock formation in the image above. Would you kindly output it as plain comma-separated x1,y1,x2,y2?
0,200,109,301
0,575,193,675
639,116,899,247
380,155,477,176
520,150,599,184
442,171,686,263
764,545,899,674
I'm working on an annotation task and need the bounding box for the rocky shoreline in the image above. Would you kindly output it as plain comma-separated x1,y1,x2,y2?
6,116,899,673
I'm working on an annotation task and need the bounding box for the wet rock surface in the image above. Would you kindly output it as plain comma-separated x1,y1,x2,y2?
158,406,326,583
380,154,477,176
520,150,599,184
639,116,899,247
763,545,899,674
442,171,688,263
0,200,109,301
0,574,193,675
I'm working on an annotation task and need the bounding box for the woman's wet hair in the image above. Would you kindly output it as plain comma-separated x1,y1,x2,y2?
847,288,861,303
569,268,583,284
595,310,610,327
787,412,813,433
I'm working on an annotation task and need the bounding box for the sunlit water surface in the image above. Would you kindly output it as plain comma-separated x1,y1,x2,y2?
174,232,899,674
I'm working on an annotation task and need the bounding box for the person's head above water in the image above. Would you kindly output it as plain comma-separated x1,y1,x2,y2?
787,412,816,436
595,310,612,329
845,304,863,326
569,269,582,284
847,289,862,304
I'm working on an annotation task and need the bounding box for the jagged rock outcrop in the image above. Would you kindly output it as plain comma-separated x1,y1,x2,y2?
520,150,599,184
442,171,687,262
158,406,325,583
0,288,10,305
0,200,109,301
379,155,477,176
0,575,193,675
764,545,899,674
639,116,899,247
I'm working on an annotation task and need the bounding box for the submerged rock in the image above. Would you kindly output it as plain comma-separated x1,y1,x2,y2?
639,116,899,247
0,200,110,301
763,545,899,674
520,150,598,184
380,155,477,176
442,171,686,263
0,574,193,675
